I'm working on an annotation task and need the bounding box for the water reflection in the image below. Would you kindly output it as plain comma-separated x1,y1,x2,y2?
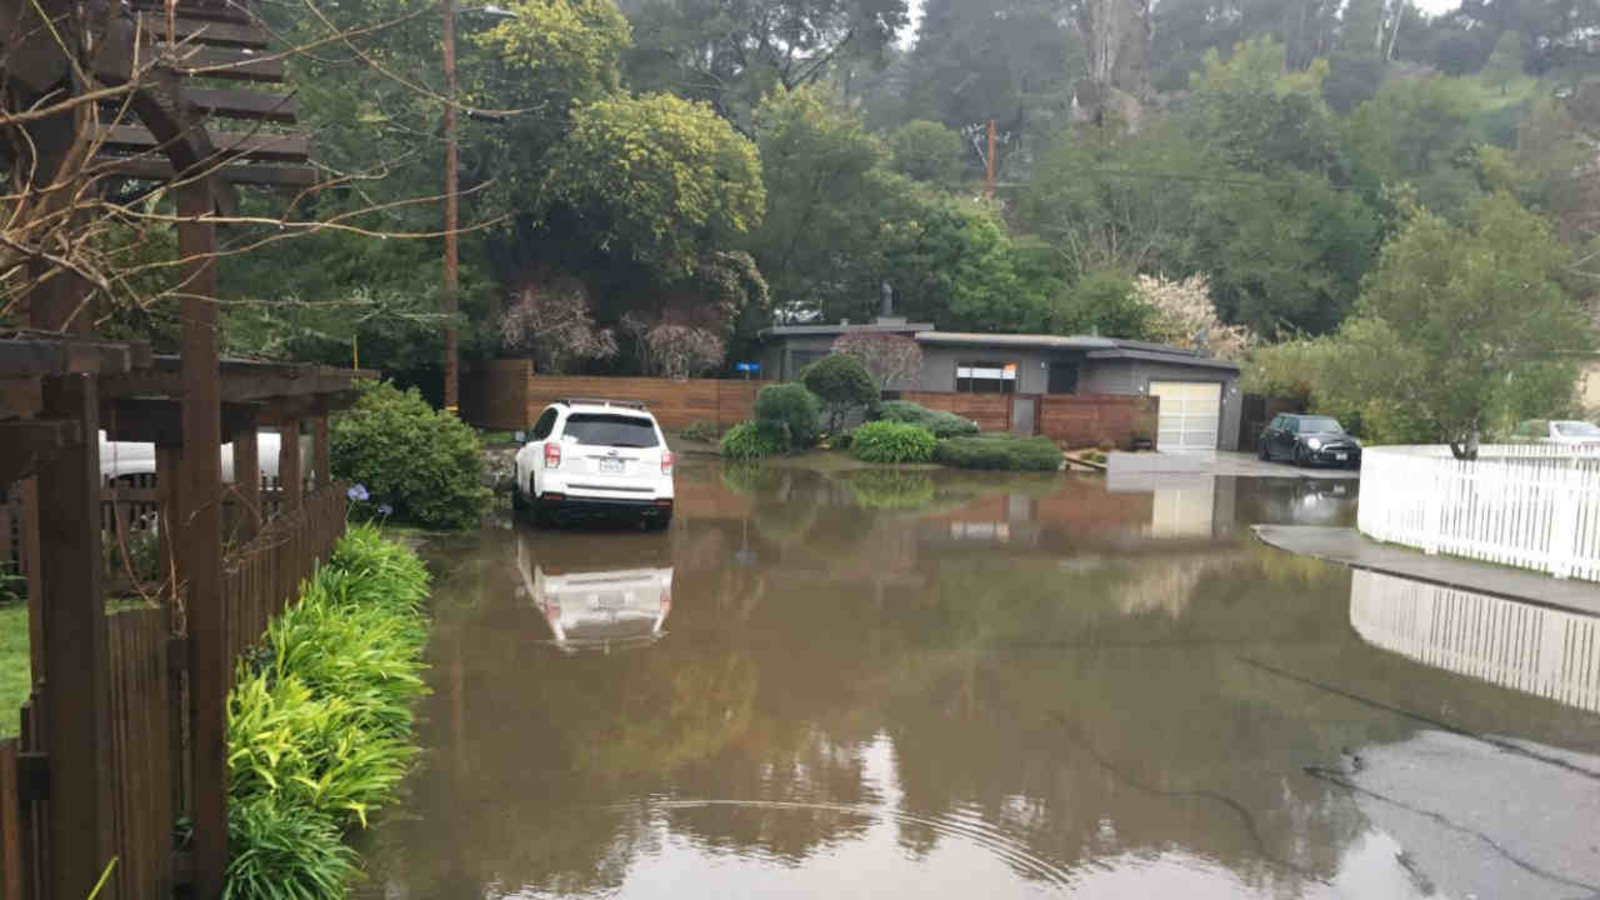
514,532,672,653
365,466,1600,900
1350,569,1600,713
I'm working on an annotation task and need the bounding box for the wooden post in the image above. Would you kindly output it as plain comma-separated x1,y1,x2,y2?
176,179,228,900
156,445,181,583
232,429,260,543
312,415,330,495
37,373,116,900
279,419,302,513
19,479,43,684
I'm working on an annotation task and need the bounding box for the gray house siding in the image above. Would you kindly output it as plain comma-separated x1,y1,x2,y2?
1079,359,1137,395
915,346,1088,394
1127,360,1242,452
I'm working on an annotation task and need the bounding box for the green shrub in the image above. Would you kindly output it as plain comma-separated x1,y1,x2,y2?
754,383,821,447
935,435,1063,471
800,354,880,431
720,421,787,461
225,525,431,900
681,420,719,443
330,380,491,529
878,401,979,438
850,421,936,464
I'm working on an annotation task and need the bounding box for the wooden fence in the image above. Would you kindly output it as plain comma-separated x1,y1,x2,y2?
0,484,347,900
1358,444,1600,581
460,360,769,432
1349,568,1600,712
904,392,1159,449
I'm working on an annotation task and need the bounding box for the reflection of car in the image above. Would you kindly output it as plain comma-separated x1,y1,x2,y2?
512,399,675,529
1258,414,1362,468
100,428,309,485
514,533,672,653
1511,419,1600,447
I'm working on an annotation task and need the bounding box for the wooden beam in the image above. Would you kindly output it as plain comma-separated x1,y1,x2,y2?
278,419,303,512
95,156,318,188
101,359,374,403
232,428,261,542
0,339,148,377
101,397,260,444
0,378,44,418
187,88,299,123
96,125,309,163
312,416,330,492
177,45,286,82
136,13,269,48
0,419,83,485
176,178,228,900
35,373,115,899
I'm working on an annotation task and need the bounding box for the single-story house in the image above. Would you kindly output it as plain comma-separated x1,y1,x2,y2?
756,316,1244,452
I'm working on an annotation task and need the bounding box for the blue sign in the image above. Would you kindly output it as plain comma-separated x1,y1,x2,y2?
735,362,761,373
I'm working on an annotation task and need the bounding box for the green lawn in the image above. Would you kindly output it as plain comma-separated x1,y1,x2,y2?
0,605,29,740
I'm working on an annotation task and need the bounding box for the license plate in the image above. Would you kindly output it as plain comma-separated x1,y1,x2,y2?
1334,453,1348,461
599,458,623,473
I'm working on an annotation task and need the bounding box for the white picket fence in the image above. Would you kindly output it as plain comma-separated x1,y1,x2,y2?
1349,569,1600,712
1358,444,1600,581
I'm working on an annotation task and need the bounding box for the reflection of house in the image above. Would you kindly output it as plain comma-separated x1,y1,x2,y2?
756,317,1242,452
1349,569,1600,713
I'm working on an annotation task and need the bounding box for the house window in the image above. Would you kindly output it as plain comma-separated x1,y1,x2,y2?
956,361,1018,393
790,349,828,378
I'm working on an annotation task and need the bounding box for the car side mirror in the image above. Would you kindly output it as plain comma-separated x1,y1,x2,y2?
514,431,527,443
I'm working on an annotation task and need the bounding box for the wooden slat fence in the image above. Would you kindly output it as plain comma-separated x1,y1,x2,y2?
1350,568,1600,712
1359,444,1600,581
0,483,346,900
459,361,770,432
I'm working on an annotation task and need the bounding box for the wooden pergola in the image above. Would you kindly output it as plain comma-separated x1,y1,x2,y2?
1,0,353,896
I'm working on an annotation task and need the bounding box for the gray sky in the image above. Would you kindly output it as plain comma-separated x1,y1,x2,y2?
898,0,1462,48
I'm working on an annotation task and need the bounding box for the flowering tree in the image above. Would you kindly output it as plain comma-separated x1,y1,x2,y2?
1134,273,1255,362
645,325,727,380
499,276,619,373
831,333,924,388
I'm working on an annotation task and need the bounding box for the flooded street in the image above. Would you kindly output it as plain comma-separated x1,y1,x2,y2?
365,462,1600,899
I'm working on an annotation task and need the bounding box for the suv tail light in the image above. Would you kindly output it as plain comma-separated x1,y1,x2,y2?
661,451,674,476
544,443,562,469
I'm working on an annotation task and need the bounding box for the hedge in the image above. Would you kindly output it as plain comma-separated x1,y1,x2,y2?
934,434,1064,471
851,421,936,464
754,383,821,448
720,421,787,461
877,401,979,438
224,525,431,900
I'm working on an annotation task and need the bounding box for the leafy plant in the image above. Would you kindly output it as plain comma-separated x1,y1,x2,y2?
935,435,1064,471
224,798,359,900
754,383,821,448
330,380,491,529
850,421,936,464
877,401,978,438
719,421,787,461
800,353,880,432
680,420,719,443
0,562,24,606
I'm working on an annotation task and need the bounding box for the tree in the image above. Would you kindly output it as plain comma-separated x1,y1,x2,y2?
832,333,924,388
643,324,727,378
620,0,909,130
800,353,880,431
1134,273,1255,360
499,275,620,373
1051,269,1155,338
1323,193,1590,456
1484,30,1524,96
887,121,968,184
543,92,767,275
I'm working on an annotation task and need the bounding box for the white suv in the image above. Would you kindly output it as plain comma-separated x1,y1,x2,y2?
512,399,675,528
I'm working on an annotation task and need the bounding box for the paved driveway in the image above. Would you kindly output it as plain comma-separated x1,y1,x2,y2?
1109,450,1360,479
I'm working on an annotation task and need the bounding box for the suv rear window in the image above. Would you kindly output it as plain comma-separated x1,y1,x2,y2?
563,414,659,448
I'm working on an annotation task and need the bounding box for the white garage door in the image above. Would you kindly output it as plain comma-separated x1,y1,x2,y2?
1150,381,1221,452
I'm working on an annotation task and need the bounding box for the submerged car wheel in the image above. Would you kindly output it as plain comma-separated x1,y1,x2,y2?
511,482,527,514
1258,440,1270,461
1293,445,1307,467
646,513,672,532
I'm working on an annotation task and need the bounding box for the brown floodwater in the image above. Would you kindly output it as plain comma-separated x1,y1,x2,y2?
361,462,1600,900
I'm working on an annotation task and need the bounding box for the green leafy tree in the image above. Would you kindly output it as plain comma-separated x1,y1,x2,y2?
887,120,968,184
1321,194,1590,456
1483,30,1524,96
800,353,880,431
1186,38,1343,178
1051,269,1156,338
1343,77,1482,219
543,92,767,275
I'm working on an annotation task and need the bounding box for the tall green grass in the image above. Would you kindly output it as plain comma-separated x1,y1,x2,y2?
224,524,431,900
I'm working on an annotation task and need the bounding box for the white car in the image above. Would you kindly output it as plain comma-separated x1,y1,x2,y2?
99,428,311,485
1545,420,1600,447
511,399,675,528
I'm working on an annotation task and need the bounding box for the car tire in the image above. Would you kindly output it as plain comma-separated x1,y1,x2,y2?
646,513,672,532
510,481,526,514
1258,440,1270,461
1293,446,1307,467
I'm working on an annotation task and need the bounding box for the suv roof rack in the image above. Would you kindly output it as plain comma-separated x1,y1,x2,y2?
556,397,650,411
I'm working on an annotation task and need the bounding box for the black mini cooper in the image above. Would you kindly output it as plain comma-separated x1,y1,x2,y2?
1258,414,1362,468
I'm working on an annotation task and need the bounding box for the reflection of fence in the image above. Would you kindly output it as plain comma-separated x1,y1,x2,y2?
1359,445,1600,581
1349,569,1600,712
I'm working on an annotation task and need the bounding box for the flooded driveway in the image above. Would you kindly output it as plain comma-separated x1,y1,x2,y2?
364,462,1600,899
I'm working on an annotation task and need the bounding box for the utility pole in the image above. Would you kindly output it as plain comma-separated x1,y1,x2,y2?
985,119,997,200
442,0,460,413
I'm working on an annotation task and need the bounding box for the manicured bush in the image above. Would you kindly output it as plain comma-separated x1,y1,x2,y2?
850,421,936,464
934,435,1064,471
753,383,821,447
720,421,787,461
877,401,979,438
800,354,880,431
225,525,431,900
330,380,491,530
681,420,719,443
